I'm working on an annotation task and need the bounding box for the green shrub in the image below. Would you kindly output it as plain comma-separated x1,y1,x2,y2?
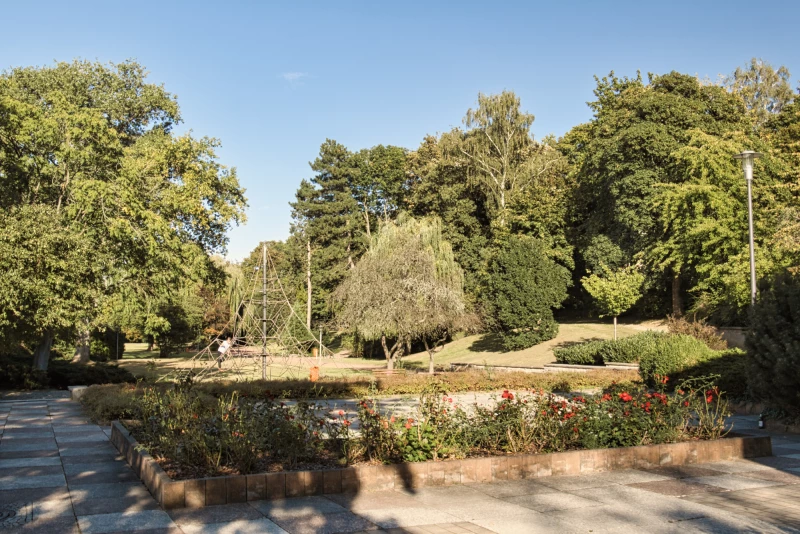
0,352,135,390
598,331,667,363
486,236,571,351
117,377,729,479
553,331,667,365
746,273,800,415
47,360,136,388
0,354,49,389
672,348,748,399
553,340,605,365
81,384,138,422
638,334,715,385
666,315,727,350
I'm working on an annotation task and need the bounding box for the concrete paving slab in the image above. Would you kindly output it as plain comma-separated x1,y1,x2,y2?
739,469,800,485
52,425,104,434
58,445,119,457
325,491,423,511
0,431,55,439
66,469,140,485
68,482,152,502
626,479,728,497
435,499,547,522
0,486,71,506
77,510,176,534
0,449,60,459
683,474,785,491
60,454,124,465
503,492,603,513
271,511,378,534
0,465,64,478
1,514,80,533
0,456,62,468
0,474,66,489
168,503,264,526
178,518,289,534
642,465,727,479
0,442,58,452
55,434,109,443
62,462,133,476
72,495,161,516
355,507,463,529
471,479,559,499
249,496,349,519
703,460,775,474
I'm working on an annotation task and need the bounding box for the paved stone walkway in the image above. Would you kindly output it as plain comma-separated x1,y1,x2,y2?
1,395,799,533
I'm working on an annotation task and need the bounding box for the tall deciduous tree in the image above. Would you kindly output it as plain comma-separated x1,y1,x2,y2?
350,145,408,239
455,91,558,228
0,60,246,369
726,58,794,128
563,71,747,316
332,215,469,371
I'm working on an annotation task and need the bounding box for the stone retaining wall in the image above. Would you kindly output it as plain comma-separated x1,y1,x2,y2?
110,421,772,510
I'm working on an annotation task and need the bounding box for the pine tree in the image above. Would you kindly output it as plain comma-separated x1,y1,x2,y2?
290,140,361,324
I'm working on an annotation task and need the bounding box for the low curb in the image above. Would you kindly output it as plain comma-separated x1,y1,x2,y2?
111,422,772,510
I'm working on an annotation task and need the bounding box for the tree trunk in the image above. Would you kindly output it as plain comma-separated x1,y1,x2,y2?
33,331,54,371
672,273,683,317
381,334,394,370
424,338,435,374
306,238,312,329
346,220,355,269
72,328,91,364
613,316,618,341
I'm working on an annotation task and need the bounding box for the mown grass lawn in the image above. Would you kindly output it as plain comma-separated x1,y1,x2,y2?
117,320,664,381
403,320,664,369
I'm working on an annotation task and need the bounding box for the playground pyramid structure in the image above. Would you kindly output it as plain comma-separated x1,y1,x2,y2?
164,244,334,382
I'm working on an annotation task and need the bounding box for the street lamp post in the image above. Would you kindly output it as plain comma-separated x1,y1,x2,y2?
733,150,762,307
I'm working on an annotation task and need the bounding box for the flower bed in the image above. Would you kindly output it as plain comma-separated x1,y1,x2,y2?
110,376,730,480
110,421,772,509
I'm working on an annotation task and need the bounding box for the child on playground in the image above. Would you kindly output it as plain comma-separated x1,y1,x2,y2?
216,335,232,370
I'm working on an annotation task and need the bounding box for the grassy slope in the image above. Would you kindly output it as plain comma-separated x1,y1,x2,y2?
403,320,663,369
118,321,664,380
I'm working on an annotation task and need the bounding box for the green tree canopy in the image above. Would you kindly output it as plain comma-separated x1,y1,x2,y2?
581,266,644,339
0,60,246,368
486,235,571,351
563,71,748,316
332,215,469,370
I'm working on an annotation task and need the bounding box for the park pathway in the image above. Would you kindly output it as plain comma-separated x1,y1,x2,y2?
1,393,800,533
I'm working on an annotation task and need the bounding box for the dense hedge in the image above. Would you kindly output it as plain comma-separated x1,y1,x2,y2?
746,274,800,415
553,331,667,365
553,332,729,390
638,334,715,385
0,354,135,390
672,348,748,399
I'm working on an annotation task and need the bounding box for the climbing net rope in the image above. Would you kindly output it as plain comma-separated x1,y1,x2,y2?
161,245,339,383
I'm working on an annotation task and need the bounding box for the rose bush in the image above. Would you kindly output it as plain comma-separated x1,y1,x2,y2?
109,375,729,479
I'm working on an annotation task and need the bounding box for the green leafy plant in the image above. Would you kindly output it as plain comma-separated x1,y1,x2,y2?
581,265,644,340
746,273,800,415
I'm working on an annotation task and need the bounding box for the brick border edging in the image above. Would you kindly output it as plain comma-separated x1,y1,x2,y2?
111,421,771,510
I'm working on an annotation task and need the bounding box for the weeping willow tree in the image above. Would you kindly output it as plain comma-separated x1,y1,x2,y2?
332,214,473,372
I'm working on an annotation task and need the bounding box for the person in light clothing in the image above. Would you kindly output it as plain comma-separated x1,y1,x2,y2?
216,335,232,370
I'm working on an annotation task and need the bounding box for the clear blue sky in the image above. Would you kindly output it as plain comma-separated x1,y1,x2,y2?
2,1,799,260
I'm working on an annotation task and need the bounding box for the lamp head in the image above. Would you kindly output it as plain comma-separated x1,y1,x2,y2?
734,151,762,178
